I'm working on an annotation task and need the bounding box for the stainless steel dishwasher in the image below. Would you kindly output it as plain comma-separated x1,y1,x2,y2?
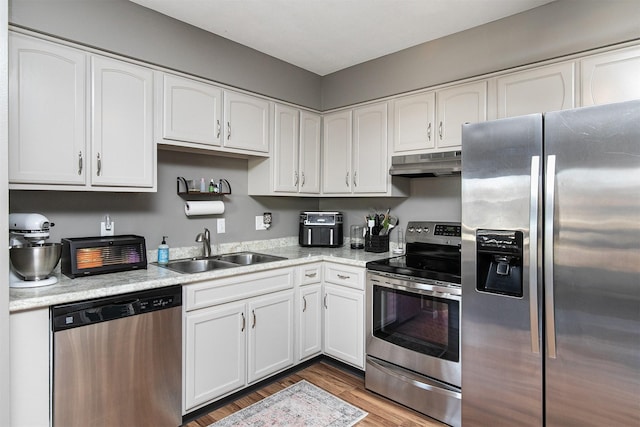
51,285,182,427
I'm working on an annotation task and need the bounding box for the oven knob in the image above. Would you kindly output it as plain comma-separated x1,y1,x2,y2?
416,227,423,233
408,227,415,233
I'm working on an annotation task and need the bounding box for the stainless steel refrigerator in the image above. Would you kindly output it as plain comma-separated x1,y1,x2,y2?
461,99,640,426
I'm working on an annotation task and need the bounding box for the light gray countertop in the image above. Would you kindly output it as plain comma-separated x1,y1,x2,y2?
9,245,393,313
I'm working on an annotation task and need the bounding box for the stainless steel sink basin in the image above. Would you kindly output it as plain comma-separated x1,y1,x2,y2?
159,258,238,274
155,252,286,274
217,252,286,265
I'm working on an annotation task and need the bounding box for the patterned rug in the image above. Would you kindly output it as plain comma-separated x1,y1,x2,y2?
209,380,368,427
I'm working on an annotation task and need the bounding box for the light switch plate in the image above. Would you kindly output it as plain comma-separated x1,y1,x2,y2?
255,215,267,231
217,218,225,234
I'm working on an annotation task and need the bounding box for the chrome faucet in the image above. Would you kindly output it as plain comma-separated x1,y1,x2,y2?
195,228,211,258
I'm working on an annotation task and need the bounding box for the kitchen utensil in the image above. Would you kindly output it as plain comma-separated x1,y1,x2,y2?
9,243,62,280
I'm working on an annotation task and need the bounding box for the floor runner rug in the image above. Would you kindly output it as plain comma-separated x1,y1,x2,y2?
209,380,368,426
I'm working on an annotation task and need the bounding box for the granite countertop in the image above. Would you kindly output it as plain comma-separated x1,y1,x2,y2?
9,244,393,313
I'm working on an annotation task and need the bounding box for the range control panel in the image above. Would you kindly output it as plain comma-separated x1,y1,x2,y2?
406,221,461,246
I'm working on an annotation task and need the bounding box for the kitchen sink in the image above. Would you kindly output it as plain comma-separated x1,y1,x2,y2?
217,252,286,265
155,252,286,274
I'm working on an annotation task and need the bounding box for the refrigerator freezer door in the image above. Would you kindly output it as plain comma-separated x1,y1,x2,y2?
544,100,640,426
461,114,543,426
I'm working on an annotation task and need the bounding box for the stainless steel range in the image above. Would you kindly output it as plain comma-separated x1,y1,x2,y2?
365,221,461,427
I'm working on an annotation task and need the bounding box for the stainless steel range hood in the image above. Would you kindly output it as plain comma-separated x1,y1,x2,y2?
389,150,462,177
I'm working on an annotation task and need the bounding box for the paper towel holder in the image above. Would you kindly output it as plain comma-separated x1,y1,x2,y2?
176,176,231,200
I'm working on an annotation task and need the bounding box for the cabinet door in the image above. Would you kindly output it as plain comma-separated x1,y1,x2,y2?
247,292,294,384
184,302,246,410
393,91,436,153
298,111,321,194
299,284,322,361
496,62,575,118
162,74,222,146
437,81,487,149
273,104,299,192
223,90,270,153
581,46,640,106
323,284,364,369
9,34,87,185
91,56,154,187
353,102,388,193
322,110,352,194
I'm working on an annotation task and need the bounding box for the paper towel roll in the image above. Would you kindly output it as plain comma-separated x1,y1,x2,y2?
184,200,225,216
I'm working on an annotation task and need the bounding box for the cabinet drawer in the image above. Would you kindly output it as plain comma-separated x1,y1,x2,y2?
184,268,294,311
300,263,322,285
323,263,364,290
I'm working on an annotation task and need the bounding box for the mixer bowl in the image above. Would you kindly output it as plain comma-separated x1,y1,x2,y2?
9,243,62,281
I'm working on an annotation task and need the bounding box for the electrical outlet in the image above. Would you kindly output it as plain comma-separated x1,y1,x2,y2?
255,215,267,231
100,221,115,236
217,218,226,234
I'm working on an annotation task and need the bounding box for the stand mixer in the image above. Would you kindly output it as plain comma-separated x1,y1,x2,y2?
9,213,61,288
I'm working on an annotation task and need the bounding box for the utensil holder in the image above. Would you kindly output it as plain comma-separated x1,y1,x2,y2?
365,234,389,253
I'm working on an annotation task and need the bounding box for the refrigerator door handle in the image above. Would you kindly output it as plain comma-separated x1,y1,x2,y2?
529,155,541,354
545,154,558,358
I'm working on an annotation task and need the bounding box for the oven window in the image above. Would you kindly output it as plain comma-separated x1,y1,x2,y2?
372,285,459,362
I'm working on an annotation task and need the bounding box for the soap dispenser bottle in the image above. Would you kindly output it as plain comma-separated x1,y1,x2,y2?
158,236,169,265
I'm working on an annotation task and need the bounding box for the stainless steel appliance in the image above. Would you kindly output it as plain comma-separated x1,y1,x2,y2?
52,286,182,427
8,213,61,288
461,100,640,426
365,221,462,427
389,150,462,177
299,211,344,247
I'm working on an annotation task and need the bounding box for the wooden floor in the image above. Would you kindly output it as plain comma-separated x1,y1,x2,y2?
184,360,447,426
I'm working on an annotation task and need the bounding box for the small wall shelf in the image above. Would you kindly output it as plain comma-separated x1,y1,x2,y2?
177,177,231,200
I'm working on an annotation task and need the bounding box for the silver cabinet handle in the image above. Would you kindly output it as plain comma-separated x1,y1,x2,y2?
305,272,317,278
252,309,256,329
227,121,231,140
216,120,221,139
301,172,305,187
78,151,83,175
302,296,307,312
353,171,357,187
544,154,557,359
294,171,299,186
96,153,102,176
529,155,541,354
337,274,350,280
427,122,432,141
323,294,328,309
241,312,245,332
438,121,443,140
345,172,349,187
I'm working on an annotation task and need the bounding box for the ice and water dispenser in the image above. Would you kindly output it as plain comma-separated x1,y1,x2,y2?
476,230,523,297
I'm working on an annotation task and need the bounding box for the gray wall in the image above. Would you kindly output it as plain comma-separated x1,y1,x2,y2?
321,0,640,109
9,0,323,110
9,150,317,249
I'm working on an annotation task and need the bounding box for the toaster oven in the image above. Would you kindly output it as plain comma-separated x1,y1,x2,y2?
299,211,344,247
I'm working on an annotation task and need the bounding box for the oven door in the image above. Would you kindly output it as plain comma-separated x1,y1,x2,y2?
366,271,461,387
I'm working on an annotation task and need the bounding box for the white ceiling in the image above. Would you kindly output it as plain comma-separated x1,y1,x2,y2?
131,0,554,76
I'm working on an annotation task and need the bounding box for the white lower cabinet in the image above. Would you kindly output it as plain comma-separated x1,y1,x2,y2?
183,269,295,412
322,263,365,369
297,263,323,362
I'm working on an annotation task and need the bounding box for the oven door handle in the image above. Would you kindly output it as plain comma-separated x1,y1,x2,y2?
370,277,461,300
368,358,461,399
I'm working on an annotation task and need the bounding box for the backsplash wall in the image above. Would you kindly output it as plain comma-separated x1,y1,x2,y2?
9,150,317,249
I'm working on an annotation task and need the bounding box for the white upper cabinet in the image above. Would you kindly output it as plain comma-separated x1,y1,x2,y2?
322,110,353,194
91,56,154,188
298,111,321,194
581,46,640,106
495,62,575,118
437,81,487,149
9,33,87,185
161,73,222,146
273,104,300,192
393,91,436,152
352,102,388,194
223,90,270,153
